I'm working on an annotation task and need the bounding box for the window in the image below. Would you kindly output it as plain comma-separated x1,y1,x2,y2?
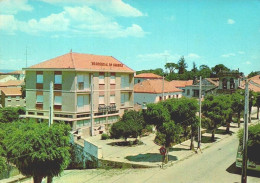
159,96,162,101
110,73,115,84
187,89,190,96
54,96,62,105
77,95,89,107
77,75,84,90
121,93,129,105
230,78,235,89
121,75,129,88
110,95,115,104
77,74,89,90
99,73,105,84
36,95,43,103
16,96,20,101
54,74,62,84
222,78,227,89
36,74,43,83
99,95,105,104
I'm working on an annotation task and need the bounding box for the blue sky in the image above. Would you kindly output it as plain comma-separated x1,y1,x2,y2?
0,0,260,75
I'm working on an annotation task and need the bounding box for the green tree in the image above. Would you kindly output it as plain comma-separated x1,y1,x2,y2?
255,92,260,119
110,111,143,141
110,119,142,141
0,107,20,123
249,90,257,123
158,121,182,163
212,64,230,76
191,62,198,73
177,56,188,74
121,110,145,128
165,62,178,74
247,71,259,79
202,95,226,141
143,103,170,128
198,65,212,78
238,123,260,163
163,98,199,150
221,95,233,133
231,90,244,128
3,120,71,183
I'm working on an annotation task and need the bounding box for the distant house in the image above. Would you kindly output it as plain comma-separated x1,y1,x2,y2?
181,78,219,98
0,75,17,82
240,74,260,92
8,70,25,80
134,79,182,105
134,73,163,84
170,80,193,97
0,87,25,108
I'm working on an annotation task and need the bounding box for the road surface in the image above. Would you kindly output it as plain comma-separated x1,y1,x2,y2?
51,132,260,183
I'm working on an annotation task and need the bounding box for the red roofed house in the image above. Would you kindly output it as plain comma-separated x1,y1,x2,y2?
134,79,182,105
0,87,25,108
134,73,163,84
24,52,135,137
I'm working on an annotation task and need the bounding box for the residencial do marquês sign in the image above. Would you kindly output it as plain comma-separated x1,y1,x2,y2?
91,62,123,67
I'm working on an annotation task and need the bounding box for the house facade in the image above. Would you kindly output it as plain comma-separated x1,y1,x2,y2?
24,52,135,136
0,87,25,108
134,79,182,105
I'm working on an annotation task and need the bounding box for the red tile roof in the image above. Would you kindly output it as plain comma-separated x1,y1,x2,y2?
170,80,193,87
27,52,134,72
248,75,260,81
0,87,22,96
134,80,182,94
0,80,24,87
135,73,163,79
205,78,219,86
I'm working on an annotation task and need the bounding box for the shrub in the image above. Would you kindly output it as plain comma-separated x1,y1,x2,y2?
238,123,260,163
101,133,109,140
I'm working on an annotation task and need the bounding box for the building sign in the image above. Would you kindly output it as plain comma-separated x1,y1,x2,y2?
91,62,123,67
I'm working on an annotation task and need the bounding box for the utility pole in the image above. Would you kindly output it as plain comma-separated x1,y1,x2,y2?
241,80,249,183
90,74,94,136
49,81,54,127
198,76,202,149
162,54,168,100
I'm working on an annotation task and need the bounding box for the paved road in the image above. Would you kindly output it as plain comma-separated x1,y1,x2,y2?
51,129,260,183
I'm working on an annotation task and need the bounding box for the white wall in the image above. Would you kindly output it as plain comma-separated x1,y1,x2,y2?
134,92,182,105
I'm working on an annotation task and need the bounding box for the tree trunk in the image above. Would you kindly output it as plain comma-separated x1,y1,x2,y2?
47,176,53,183
226,122,230,133
237,112,241,128
33,176,43,183
257,107,259,119
190,130,194,150
211,129,215,142
249,107,252,123
165,147,169,164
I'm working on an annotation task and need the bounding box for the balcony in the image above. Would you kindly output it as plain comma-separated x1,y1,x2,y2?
98,104,117,113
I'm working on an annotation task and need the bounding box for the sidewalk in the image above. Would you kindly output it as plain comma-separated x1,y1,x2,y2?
85,110,260,168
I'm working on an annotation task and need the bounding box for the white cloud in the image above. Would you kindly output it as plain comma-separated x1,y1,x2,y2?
238,51,245,54
187,53,200,59
245,61,251,65
89,0,144,17
39,0,144,17
0,15,17,32
137,51,200,62
137,51,181,62
221,53,236,58
0,0,33,14
227,19,235,24
0,5,146,38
